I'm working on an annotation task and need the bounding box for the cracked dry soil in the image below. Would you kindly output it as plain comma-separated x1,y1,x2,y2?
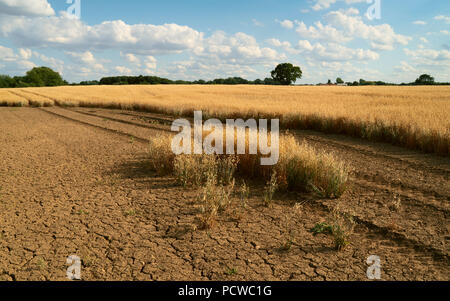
0,107,448,281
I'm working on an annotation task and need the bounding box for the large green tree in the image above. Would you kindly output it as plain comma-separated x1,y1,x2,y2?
270,63,302,85
24,67,66,87
0,75,16,88
415,74,435,85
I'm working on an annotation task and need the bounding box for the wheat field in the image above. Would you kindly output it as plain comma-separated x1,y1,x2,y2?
1,85,449,154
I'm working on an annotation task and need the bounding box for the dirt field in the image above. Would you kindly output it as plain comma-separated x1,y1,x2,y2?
0,106,449,281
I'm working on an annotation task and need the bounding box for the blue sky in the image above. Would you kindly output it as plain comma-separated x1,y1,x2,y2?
0,0,449,83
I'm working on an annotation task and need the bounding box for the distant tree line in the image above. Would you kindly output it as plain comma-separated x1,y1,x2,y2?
1,65,448,88
0,67,67,88
325,74,449,86
345,79,395,86
91,75,285,86
0,63,302,87
89,63,303,86
342,74,450,86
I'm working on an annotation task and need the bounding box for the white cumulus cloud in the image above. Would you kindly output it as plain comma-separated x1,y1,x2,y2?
0,0,54,17
0,45,17,61
278,19,294,29
114,66,132,75
195,31,282,65
0,13,204,55
296,20,352,44
434,15,450,24
325,10,411,49
65,51,105,72
297,40,379,61
413,20,427,25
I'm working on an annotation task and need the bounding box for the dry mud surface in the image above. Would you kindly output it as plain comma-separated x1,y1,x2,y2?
0,106,448,281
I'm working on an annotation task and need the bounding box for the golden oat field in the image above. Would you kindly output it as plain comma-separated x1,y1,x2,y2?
1,85,449,154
